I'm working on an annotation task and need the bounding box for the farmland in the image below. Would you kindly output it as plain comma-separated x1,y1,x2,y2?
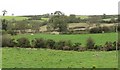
12,33,117,46
1,11,118,68
2,48,118,68
1,16,29,21
0,16,49,22
76,15,89,19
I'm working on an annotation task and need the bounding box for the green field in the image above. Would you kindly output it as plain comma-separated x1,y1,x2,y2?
41,18,49,21
76,15,89,19
12,33,117,46
2,48,118,68
1,16,28,21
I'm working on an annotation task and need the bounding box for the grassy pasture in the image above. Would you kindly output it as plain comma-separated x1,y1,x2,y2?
1,16,28,21
41,18,49,21
2,48,118,68
12,33,117,46
76,15,89,19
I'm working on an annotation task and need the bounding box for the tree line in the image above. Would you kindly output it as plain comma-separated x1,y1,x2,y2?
2,34,120,51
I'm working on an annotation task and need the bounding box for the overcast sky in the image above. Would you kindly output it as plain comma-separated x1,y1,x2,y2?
0,0,119,16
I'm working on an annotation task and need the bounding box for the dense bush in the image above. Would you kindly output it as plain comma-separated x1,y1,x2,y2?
7,30,17,35
94,45,100,51
46,39,56,49
113,41,120,50
72,43,81,50
65,40,72,48
2,30,8,35
62,46,70,50
86,37,95,49
2,34,16,47
90,27,102,33
55,40,66,50
102,26,111,33
104,41,115,51
17,37,31,48
32,38,46,48
54,40,72,50
90,26,115,33
66,14,80,23
117,41,120,50
74,46,86,51
117,26,120,32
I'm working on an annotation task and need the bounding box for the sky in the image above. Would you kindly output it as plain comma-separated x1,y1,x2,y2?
0,0,119,16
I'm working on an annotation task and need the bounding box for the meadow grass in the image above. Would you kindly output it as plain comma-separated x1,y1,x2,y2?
41,18,49,21
12,33,117,46
1,16,28,21
2,48,118,68
76,15,89,19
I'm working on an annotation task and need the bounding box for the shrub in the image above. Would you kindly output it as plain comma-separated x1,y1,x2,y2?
113,41,117,50
104,41,115,51
7,30,17,35
74,46,86,51
32,38,46,48
117,26,120,32
94,45,100,50
72,43,81,47
62,46,70,50
2,34,16,47
55,40,71,50
94,45,104,51
72,43,81,50
46,39,56,49
2,30,8,35
86,37,95,49
90,27,102,33
79,47,86,51
113,41,120,50
65,40,72,48
17,37,31,48
55,40,66,50
117,41,120,50
102,26,111,33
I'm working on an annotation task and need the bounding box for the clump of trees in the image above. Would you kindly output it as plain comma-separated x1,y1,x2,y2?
2,34,15,47
32,38,46,48
90,26,115,33
46,39,56,49
17,37,31,48
48,11,68,32
67,14,80,23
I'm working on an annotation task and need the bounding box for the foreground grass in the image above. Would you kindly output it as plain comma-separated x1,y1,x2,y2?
2,48,117,68
12,33,117,46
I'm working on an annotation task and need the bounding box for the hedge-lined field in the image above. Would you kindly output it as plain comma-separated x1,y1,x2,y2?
1,16,48,22
1,16,28,21
2,48,118,68
12,33,117,46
